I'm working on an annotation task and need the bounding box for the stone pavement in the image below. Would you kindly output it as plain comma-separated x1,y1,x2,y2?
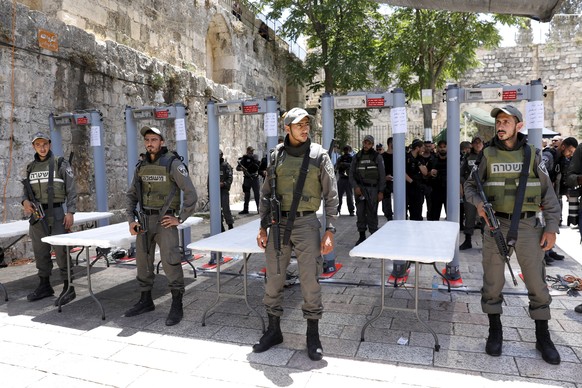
0,203,581,388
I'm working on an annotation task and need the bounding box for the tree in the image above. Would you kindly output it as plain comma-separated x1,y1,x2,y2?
374,8,520,130
257,0,383,146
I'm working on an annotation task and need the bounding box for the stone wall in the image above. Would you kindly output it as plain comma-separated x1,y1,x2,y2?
0,0,293,231
446,41,582,138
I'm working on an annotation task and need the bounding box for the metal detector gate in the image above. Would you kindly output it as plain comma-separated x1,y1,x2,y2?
322,90,409,278
49,110,109,227
445,79,545,280
207,97,279,240
124,103,192,251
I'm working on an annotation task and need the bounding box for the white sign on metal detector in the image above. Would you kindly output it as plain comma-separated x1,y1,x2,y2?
464,88,503,102
132,108,154,120
53,115,73,126
333,95,367,109
216,101,242,115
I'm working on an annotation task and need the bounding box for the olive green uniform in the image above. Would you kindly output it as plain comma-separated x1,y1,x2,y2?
259,138,338,319
23,151,77,280
126,148,197,292
464,134,560,320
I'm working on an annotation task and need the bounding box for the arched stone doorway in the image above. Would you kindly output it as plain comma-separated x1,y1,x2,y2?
206,13,238,87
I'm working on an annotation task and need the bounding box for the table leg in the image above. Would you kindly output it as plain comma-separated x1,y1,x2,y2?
58,245,73,313
241,253,265,332
414,263,440,351
85,248,106,320
361,260,387,341
202,252,221,326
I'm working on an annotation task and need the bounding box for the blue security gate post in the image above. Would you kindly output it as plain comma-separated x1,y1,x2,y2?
320,93,337,270
207,100,222,238
445,80,546,284
124,106,140,187
172,103,191,248
49,110,109,227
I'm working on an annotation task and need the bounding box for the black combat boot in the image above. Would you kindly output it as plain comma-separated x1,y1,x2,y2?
575,304,582,313
306,319,323,361
535,320,561,364
54,280,76,306
124,290,155,317
228,224,234,230
355,231,366,246
165,289,184,326
485,314,503,356
27,276,54,301
459,234,472,250
252,314,283,353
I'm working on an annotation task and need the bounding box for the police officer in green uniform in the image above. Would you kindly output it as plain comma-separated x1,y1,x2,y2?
22,132,77,305
125,126,197,326
349,135,385,245
254,107,339,361
464,105,561,365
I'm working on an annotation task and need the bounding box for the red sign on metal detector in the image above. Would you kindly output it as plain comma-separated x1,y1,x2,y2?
242,104,259,114
154,110,169,119
76,116,89,125
366,97,385,107
502,90,518,100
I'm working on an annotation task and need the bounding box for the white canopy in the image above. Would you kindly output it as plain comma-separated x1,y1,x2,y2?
520,127,560,137
373,0,563,22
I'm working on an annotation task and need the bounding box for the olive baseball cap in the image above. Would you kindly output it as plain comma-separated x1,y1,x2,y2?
140,126,164,140
283,107,314,126
490,105,523,123
31,132,51,143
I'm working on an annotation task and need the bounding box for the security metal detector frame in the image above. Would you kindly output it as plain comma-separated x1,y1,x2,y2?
445,79,545,281
323,90,410,278
49,110,109,227
124,103,195,269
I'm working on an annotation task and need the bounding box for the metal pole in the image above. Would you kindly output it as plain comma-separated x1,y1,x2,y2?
321,93,337,269
528,80,544,150
207,101,221,237
89,110,109,226
265,96,279,153
125,106,139,188
174,103,191,248
48,113,64,157
445,85,461,272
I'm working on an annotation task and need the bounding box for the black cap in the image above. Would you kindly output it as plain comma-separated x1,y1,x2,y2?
490,105,523,123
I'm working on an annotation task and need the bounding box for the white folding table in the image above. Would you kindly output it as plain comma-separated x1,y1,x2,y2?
349,220,458,351
0,212,114,301
186,218,265,331
42,217,202,319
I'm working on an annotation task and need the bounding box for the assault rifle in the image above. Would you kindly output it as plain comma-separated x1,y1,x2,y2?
22,178,50,235
133,171,149,254
471,165,518,286
268,150,282,274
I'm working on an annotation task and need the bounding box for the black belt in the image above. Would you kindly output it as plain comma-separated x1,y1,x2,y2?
41,203,62,210
495,211,536,220
281,211,315,218
362,183,377,188
143,209,174,215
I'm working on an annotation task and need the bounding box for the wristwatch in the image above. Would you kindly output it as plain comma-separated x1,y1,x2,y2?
325,227,336,234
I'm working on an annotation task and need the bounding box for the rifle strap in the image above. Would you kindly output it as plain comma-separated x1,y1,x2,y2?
47,156,55,232
507,145,532,246
282,146,311,245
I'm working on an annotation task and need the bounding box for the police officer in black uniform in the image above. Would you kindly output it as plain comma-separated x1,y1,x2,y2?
219,149,234,230
349,135,385,245
405,139,428,221
22,132,77,306
336,145,355,216
125,126,197,326
237,146,261,214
